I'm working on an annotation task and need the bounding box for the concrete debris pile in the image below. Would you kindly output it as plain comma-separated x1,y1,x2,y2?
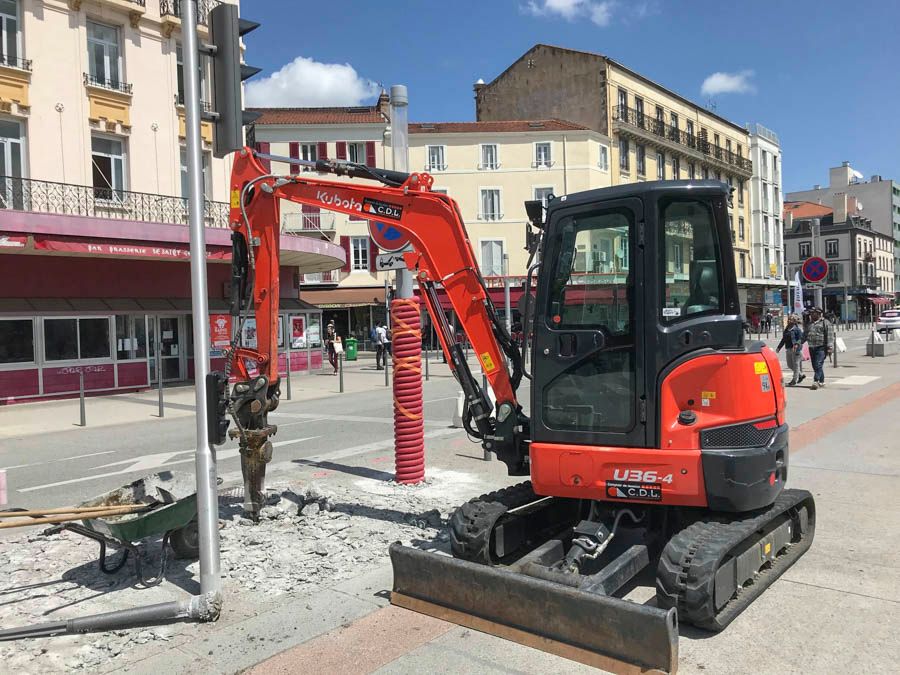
0,477,456,673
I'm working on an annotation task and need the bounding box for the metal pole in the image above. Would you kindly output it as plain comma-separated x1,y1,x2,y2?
503,253,511,332
156,336,164,418
339,353,344,393
390,85,414,300
424,343,430,381
182,0,220,605
79,370,86,427
285,334,292,401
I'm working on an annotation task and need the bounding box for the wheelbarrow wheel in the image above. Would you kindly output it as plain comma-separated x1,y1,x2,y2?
169,518,200,559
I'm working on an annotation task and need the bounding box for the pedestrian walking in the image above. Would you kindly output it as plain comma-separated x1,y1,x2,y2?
325,320,339,375
375,323,387,370
776,314,805,386
804,307,832,390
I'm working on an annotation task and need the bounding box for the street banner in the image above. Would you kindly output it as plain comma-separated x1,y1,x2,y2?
793,271,803,313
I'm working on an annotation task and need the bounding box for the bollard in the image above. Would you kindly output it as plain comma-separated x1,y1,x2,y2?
339,353,344,393
156,342,164,418
285,343,292,401
384,347,390,387
424,346,430,381
0,469,6,507
79,370,86,427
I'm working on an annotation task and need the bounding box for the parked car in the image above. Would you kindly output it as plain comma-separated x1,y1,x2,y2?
875,309,900,333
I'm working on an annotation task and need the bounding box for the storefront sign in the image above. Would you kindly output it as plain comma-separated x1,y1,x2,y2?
291,316,305,349
34,236,230,261
209,314,232,348
242,318,257,349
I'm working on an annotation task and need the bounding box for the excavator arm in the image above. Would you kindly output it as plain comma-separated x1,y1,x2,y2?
226,147,531,515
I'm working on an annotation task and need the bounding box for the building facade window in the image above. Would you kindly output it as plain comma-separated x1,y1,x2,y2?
44,317,110,362
0,317,33,364
739,216,745,240
702,166,709,180
87,20,121,86
634,97,644,124
480,143,499,170
91,135,125,200
347,142,365,164
598,144,609,171
176,43,208,103
299,143,317,162
426,145,446,171
0,0,20,66
825,239,839,258
480,239,504,276
636,144,645,175
618,138,629,171
672,156,679,180
534,142,552,168
534,186,553,207
827,263,842,283
738,179,744,206
617,87,627,111
799,241,811,258
656,152,664,180
179,147,211,198
0,117,24,176
479,188,501,221
686,120,694,143
655,106,664,134
739,253,746,277
761,149,768,180
350,236,369,271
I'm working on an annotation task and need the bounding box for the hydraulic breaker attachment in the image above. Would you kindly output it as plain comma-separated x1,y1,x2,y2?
389,543,678,674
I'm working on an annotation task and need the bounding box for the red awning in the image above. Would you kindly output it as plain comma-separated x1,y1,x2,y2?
870,297,893,306
0,233,27,249
32,235,230,261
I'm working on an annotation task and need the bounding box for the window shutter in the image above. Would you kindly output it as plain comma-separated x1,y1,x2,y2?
317,142,328,160
365,141,376,167
255,142,270,171
289,142,300,174
336,142,347,160
340,235,351,272
369,237,379,272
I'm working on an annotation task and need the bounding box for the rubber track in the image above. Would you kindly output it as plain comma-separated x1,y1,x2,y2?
449,481,537,564
656,488,816,631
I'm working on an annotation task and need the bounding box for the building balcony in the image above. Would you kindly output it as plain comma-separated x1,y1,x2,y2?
83,73,133,95
0,54,31,115
0,175,229,228
0,54,32,72
159,0,219,36
282,211,337,237
174,93,213,113
612,106,753,178
299,270,338,285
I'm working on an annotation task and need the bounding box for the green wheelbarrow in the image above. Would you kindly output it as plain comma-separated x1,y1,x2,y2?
44,471,201,586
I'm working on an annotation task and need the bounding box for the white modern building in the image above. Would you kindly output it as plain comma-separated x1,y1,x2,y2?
747,123,784,284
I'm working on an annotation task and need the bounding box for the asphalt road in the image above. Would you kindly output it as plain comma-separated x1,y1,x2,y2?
0,375,473,511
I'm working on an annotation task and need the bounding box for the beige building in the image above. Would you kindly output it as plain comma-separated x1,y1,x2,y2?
474,44,757,284
250,105,613,340
2,0,232,205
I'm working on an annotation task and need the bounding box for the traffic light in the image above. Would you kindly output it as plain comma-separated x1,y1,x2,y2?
206,371,230,445
208,3,261,158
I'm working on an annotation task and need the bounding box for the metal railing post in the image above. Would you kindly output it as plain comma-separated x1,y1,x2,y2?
156,340,164,418
339,353,344,393
285,339,292,401
79,370,86,427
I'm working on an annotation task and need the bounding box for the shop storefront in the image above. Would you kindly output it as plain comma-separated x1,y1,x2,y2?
0,210,343,404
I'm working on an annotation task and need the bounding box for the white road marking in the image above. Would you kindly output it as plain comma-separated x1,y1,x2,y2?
277,418,326,428
830,375,881,386
0,450,117,471
266,412,444,427
18,437,320,492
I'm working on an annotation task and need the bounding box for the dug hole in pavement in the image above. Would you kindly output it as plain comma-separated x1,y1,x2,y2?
1,348,899,675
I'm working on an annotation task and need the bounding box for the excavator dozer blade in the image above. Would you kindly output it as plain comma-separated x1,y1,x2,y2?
389,544,678,674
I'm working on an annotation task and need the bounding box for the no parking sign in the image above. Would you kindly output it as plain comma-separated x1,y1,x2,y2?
801,256,828,283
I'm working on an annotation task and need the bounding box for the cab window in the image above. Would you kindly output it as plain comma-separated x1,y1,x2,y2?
661,200,722,321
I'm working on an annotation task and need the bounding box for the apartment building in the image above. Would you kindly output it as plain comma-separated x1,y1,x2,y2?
0,0,341,403
748,124,784,283
787,162,900,302
784,197,894,319
473,44,777,313
250,105,613,341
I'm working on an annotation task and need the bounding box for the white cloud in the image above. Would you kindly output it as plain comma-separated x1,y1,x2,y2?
524,0,615,25
244,56,379,107
700,70,755,97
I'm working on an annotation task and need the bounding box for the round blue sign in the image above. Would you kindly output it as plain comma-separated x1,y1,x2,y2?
801,256,828,283
368,220,409,253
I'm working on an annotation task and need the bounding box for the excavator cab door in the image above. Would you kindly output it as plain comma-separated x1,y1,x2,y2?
531,196,647,448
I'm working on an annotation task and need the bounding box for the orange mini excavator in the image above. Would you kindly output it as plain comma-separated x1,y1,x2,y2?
225,147,815,673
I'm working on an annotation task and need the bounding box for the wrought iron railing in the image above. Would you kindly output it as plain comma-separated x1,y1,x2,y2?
83,73,133,95
0,54,32,71
174,93,213,112
159,0,219,27
613,106,753,174
0,175,229,228
300,270,337,284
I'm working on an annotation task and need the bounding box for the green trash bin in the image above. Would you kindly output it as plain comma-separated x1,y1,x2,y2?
345,337,358,361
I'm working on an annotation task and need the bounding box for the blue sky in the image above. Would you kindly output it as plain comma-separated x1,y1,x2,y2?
243,1,900,193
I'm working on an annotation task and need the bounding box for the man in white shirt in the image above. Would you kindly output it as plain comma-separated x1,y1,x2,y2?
375,323,388,370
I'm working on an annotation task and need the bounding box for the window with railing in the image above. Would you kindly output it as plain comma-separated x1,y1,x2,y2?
479,188,502,221
480,239,504,277
619,138,629,171
0,0,26,71
534,186,554,207
826,239,839,258
351,236,369,271
160,0,217,27
480,143,499,170
426,145,446,171
176,42,209,106
534,142,552,168
87,21,125,92
91,135,126,201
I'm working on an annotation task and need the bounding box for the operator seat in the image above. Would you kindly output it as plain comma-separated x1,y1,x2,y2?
684,261,719,315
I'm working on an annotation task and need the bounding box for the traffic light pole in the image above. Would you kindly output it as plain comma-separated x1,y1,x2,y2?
183,0,222,608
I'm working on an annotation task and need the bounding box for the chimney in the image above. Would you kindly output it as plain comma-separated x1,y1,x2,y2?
376,88,390,118
834,193,847,224
847,195,859,214
829,163,853,188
